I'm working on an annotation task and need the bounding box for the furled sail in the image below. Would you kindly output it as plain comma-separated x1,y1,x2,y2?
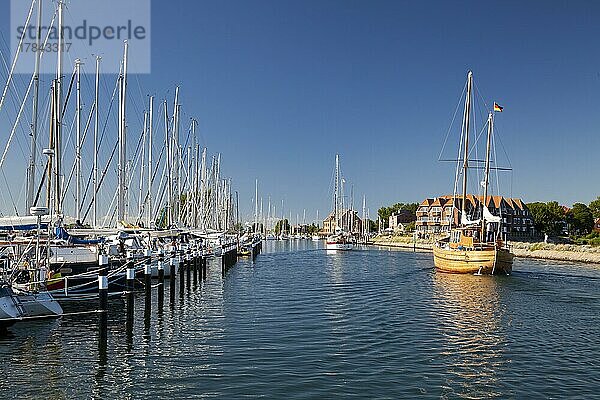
460,212,480,226
483,206,502,223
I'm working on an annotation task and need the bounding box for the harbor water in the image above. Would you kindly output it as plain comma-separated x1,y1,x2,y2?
1,241,599,398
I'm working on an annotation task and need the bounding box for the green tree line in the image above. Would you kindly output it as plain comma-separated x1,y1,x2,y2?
527,197,600,236
377,202,419,229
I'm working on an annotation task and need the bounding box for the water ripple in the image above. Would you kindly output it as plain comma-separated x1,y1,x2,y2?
1,241,599,398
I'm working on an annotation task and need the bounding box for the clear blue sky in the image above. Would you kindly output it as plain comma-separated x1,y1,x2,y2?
1,0,599,221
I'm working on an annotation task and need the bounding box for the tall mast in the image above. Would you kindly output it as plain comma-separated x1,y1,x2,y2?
55,0,64,215
138,111,147,222
259,198,263,233
93,56,101,228
192,120,199,228
362,195,367,237
164,100,172,227
47,81,56,211
334,154,339,230
117,40,129,223
147,95,153,228
199,147,207,230
186,145,191,226
172,87,180,225
254,179,258,232
460,71,473,222
26,0,43,213
75,59,82,221
482,112,493,241
267,196,271,232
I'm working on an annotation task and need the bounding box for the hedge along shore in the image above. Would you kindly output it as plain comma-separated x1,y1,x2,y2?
369,236,600,265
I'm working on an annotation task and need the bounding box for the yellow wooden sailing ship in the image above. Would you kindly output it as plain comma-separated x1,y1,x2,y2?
432,71,514,275
433,227,513,274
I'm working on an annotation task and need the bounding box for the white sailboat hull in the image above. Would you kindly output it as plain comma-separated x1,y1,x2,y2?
0,288,63,326
325,242,353,251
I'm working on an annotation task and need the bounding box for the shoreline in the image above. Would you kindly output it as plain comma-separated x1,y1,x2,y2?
368,238,600,265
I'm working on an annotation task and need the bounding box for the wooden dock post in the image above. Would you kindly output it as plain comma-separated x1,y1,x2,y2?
98,253,109,339
157,249,165,311
169,246,177,305
144,249,152,312
193,247,198,286
126,267,135,291
186,248,192,290
179,248,185,298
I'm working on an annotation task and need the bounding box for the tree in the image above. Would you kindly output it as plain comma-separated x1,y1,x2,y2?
589,196,600,219
527,201,565,236
570,203,594,235
377,202,419,228
377,207,393,228
368,219,378,232
274,219,289,235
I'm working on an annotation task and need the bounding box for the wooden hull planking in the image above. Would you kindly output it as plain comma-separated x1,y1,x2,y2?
433,245,513,275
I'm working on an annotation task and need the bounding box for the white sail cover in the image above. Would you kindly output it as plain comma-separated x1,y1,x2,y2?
460,212,480,226
483,206,502,223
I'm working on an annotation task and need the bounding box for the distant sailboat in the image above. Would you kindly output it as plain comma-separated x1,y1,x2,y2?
326,155,353,251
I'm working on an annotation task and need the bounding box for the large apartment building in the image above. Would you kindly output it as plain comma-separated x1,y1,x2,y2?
415,195,535,239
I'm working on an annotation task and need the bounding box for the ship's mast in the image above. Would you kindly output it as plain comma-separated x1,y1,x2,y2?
75,59,82,221
26,0,43,213
172,87,180,225
254,179,258,232
199,147,206,230
481,112,493,242
117,40,129,223
164,100,172,227
55,0,64,216
147,95,154,228
93,56,101,228
460,71,473,223
334,154,339,231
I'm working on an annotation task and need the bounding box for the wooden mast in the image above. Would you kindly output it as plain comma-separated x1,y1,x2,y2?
482,112,493,242
460,71,473,224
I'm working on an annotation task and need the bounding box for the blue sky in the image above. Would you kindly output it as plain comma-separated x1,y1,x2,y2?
1,0,599,221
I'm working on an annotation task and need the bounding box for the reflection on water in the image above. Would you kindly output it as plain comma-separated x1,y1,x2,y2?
432,273,507,398
1,243,599,398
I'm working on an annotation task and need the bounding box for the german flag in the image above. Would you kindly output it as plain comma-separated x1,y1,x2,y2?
493,102,503,112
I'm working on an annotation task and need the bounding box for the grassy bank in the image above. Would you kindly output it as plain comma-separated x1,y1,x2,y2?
511,241,600,264
369,235,433,251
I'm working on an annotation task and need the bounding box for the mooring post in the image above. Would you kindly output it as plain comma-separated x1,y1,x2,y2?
157,248,165,311
144,248,152,311
221,245,226,275
193,247,198,286
179,247,185,298
126,251,135,292
169,245,177,305
98,252,109,339
186,248,192,290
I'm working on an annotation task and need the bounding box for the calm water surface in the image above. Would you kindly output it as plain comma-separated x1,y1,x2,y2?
1,241,599,399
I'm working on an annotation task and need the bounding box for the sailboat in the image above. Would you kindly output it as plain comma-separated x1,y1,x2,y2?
312,210,321,241
326,155,353,251
432,71,513,275
0,283,63,329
